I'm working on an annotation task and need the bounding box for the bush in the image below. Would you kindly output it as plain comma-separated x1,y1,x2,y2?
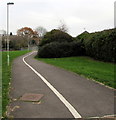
70,41,85,56
75,31,89,44
82,28,116,62
39,29,73,47
38,28,116,62
38,29,84,58
38,42,85,58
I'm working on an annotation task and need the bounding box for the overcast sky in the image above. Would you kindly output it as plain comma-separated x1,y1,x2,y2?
0,0,115,36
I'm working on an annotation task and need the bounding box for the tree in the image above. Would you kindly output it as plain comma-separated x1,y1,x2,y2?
35,26,47,38
58,20,68,33
17,27,38,50
17,27,35,37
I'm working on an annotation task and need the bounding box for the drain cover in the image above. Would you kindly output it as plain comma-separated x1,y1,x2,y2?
20,93,43,102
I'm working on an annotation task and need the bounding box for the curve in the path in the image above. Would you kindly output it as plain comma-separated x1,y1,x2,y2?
23,51,81,118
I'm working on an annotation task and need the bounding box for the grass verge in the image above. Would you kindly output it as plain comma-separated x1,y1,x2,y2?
36,56,115,89
2,50,30,117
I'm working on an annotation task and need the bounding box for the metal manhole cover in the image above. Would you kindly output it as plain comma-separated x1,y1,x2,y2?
20,93,43,102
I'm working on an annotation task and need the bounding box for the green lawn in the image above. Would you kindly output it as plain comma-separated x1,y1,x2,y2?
2,50,29,117
37,56,115,89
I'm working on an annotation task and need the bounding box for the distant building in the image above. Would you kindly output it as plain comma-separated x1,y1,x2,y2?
114,1,116,28
0,30,6,36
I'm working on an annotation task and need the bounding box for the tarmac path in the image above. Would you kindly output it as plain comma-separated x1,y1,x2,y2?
8,51,115,118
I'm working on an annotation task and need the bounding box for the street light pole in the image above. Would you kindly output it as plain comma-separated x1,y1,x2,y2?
114,1,116,28
7,2,14,66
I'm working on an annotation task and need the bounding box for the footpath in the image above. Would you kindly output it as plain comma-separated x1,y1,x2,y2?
8,52,115,119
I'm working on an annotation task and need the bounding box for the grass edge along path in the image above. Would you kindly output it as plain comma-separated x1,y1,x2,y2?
36,56,115,89
2,50,30,117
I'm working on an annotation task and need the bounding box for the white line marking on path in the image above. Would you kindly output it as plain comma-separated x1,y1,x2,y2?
23,51,82,118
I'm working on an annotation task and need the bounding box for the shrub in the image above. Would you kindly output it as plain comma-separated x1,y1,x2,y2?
38,28,116,62
83,28,116,62
70,41,85,56
39,29,73,47
75,31,89,44
38,42,85,58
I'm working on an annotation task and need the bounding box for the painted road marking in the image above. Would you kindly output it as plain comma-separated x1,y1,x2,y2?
23,51,82,118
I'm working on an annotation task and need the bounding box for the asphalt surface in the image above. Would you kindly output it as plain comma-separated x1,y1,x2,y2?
9,51,115,118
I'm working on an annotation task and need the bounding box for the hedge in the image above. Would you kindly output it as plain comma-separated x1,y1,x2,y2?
76,28,116,62
38,28,116,62
39,29,73,47
38,42,85,58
